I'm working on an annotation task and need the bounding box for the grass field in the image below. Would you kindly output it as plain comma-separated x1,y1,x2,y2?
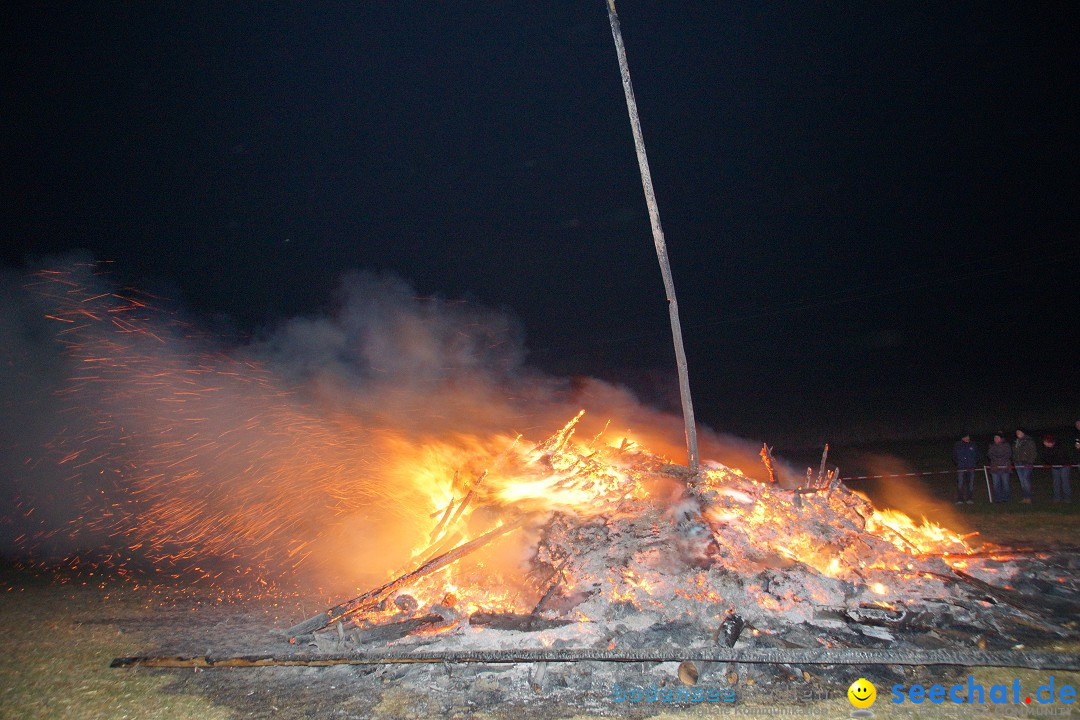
0,573,231,720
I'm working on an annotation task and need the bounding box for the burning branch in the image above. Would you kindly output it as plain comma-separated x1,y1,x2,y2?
427,469,486,545
443,470,487,535
758,444,777,484
283,519,525,641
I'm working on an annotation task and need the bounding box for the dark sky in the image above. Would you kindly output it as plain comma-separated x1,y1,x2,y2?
2,2,1077,440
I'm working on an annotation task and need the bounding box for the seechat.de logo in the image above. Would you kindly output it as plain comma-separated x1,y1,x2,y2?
848,678,877,718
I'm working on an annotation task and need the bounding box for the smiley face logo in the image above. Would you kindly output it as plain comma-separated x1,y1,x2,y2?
848,678,877,709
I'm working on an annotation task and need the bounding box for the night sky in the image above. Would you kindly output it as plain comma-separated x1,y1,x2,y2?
3,2,1077,441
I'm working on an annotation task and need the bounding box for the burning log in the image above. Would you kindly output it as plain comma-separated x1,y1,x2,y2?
283,519,525,641
825,467,841,497
927,546,1080,559
533,409,584,456
421,470,488,564
417,530,464,566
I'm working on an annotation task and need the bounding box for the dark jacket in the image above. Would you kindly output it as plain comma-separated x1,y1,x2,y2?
988,441,1012,469
1014,435,1038,466
1042,442,1071,467
953,440,979,470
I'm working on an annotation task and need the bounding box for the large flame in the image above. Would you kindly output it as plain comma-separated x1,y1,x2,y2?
346,410,974,624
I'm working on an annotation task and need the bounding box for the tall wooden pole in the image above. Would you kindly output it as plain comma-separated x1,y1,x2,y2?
605,0,699,471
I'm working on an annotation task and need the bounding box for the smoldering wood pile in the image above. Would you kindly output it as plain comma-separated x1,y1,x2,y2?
279,439,1080,690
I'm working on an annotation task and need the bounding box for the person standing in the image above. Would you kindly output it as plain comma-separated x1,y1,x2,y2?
953,433,978,504
1074,419,1080,476
987,431,1012,502
1014,429,1038,504
1041,435,1072,503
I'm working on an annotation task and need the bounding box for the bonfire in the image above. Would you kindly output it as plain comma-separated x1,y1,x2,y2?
272,411,1079,689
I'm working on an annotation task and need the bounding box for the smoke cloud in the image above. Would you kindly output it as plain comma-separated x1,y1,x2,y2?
0,256,784,592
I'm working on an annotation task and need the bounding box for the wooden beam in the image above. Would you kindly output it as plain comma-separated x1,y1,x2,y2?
112,647,1080,670
605,0,699,471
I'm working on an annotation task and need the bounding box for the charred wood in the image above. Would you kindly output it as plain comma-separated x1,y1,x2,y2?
682,614,745,685
949,569,1080,619
816,444,829,488
844,605,908,627
393,594,418,614
529,661,549,693
350,614,444,645
717,614,745,648
112,647,1080,670
677,660,700,686
532,556,571,615
468,612,572,632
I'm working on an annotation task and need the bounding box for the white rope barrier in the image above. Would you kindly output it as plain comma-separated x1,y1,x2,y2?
840,465,1076,481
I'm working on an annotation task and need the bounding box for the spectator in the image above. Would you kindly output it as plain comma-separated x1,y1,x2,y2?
953,433,978,504
1014,429,1038,504
1074,419,1080,474
1041,435,1072,503
987,431,1012,502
